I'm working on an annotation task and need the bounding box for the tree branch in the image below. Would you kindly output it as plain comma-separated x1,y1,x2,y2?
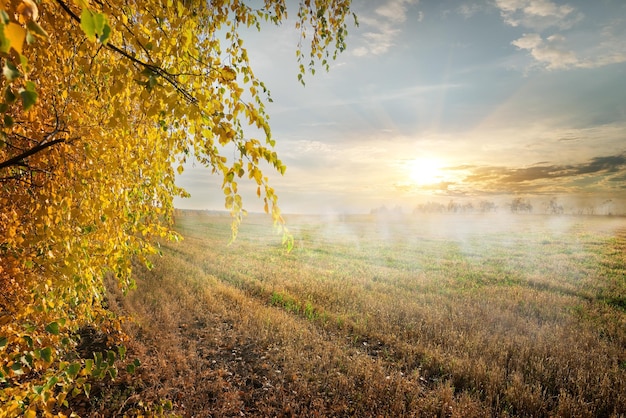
55,0,198,105
0,137,66,171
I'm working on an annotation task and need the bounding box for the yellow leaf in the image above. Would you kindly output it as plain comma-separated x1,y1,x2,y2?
253,168,263,184
220,66,236,82
4,22,26,54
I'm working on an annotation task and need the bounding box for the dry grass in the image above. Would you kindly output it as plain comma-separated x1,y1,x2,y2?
99,212,626,417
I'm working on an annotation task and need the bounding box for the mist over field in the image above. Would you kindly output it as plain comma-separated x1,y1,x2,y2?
230,210,626,260
112,210,626,416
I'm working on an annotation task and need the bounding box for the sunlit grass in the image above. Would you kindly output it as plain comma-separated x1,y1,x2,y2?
109,212,626,417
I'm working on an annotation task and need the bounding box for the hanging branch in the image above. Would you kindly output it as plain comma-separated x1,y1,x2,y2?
55,0,199,105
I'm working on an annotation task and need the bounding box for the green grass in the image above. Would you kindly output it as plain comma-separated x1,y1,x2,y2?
107,212,626,417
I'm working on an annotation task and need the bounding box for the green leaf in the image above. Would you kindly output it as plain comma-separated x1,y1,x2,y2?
67,362,81,379
26,20,49,38
80,8,96,40
0,336,7,348
23,335,33,348
20,89,37,111
99,22,111,44
5,113,16,128
22,354,33,367
3,61,21,81
45,321,59,335
147,74,157,90
40,347,52,363
25,30,35,45
19,54,29,72
93,366,105,379
93,12,106,35
107,349,116,366
5,86,16,104
117,345,126,360
0,25,9,53
44,376,58,390
94,351,103,367
0,10,9,25
11,363,23,375
126,363,135,374
84,358,93,374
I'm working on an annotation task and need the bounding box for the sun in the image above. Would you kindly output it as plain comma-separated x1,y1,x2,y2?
407,157,445,186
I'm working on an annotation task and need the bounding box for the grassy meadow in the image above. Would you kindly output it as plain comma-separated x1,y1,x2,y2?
103,211,626,417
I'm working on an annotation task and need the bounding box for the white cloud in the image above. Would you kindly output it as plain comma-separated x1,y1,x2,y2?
352,0,419,57
495,0,583,30
511,32,542,49
512,33,577,69
512,31,626,70
362,28,401,55
575,19,626,69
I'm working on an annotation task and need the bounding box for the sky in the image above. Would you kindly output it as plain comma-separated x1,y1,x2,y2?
175,0,626,215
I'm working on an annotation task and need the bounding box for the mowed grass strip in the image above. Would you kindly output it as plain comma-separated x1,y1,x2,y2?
109,212,626,417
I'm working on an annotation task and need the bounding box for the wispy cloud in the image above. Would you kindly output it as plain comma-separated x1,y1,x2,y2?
496,1,626,70
458,153,626,194
511,31,626,70
457,3,484,19
375,0,415,23
495,0,582,30
352,0,419,57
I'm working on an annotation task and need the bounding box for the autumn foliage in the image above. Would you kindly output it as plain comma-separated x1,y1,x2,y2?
0,0,353,415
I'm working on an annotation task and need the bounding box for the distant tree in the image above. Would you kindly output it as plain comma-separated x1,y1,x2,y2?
479,200,497,213
447,199,461,213
510,197,533,213
599,199,613,216
546,198,564,215
413,201,446,214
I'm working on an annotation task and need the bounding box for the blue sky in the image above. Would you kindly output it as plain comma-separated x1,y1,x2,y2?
175,0,626,215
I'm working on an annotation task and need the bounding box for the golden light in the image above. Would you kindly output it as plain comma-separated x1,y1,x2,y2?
407,157,445,186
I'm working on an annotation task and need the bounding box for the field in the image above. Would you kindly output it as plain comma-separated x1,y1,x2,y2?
102,212,626,417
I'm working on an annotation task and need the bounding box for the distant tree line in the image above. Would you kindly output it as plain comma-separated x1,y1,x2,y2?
509,197,533,213
406,197,620,216
412,200,498,214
